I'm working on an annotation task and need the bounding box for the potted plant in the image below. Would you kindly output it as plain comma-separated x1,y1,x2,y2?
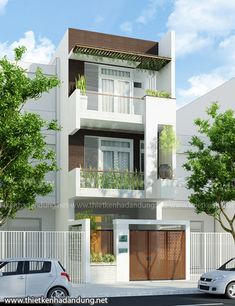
75,74,87,110
159,126,178,179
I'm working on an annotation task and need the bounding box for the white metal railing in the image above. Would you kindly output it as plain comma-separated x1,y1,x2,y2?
0,231,234,283
0,231,84,284
190,232,235,280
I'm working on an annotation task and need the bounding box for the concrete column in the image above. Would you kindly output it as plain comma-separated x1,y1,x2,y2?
156,201,163,220
113,220,129,282
68,218,91,283
83,218,91,283
185,221,190,280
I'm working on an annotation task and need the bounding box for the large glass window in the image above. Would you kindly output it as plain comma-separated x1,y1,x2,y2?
100,67,132,114
100,139,132,171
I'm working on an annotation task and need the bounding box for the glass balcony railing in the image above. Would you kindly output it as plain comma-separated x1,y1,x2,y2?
81,91,144,116
80,169,144,190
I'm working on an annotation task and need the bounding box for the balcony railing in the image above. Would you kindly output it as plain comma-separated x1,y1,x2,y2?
81,91,144,116
80,169,144,190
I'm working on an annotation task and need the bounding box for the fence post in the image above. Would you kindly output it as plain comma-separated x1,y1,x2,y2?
23,232,26,258
204,233,207,273
82,219,90,283
64,232,67,269
219,233,222,267
2,232,5,259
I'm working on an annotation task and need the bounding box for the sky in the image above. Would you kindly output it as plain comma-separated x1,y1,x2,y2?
1,0,235,107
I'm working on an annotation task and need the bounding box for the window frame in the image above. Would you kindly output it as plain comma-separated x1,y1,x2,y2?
84,136,134,172
98,65,134,113
99,136,133,172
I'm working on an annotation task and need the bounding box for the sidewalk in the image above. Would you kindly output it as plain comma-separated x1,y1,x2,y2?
72,280,201,297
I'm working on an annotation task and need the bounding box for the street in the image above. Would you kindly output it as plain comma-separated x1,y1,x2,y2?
98,294,233,306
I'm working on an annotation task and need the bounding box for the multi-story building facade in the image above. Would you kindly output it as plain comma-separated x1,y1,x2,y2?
52,28,178,232
2,28,194,282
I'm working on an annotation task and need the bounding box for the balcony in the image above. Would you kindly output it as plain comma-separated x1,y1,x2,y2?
154,178,177,199
68,89,144,135
69,168,145,199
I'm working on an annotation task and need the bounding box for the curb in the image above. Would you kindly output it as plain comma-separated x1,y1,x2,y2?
73,288,201,298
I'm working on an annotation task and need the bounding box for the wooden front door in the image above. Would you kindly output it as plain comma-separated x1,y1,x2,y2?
130,230,185,281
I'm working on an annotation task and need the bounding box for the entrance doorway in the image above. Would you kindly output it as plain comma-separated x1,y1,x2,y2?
130,230,185,281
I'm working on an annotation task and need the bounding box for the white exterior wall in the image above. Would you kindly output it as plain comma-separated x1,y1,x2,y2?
51,31,70,230
175,78,235,232
1,208,55,231
144,96,176,198
158,31,175,98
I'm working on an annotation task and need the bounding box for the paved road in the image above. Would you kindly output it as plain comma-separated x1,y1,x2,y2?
97,294,234,306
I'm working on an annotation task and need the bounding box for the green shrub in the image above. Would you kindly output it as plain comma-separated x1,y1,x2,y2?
145,89,171,98
90,252,116,263
80,169,144,190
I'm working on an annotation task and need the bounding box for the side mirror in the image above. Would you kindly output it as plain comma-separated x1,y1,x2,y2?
0,271,3,277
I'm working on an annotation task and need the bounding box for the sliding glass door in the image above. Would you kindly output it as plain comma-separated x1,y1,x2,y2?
117,80,130,114
102,79,114,112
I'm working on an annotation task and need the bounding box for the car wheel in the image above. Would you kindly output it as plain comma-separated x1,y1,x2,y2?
47,286,68,299
226,282,235,299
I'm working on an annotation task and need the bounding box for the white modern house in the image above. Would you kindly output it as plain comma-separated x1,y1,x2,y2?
2,28,234,283
175,78,235,233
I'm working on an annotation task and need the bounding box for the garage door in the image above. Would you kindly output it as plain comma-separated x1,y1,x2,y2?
130,230,185,281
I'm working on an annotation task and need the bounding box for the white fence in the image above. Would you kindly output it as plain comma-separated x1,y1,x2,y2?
0,231,234,283
0,231,84,284
190,232,235,280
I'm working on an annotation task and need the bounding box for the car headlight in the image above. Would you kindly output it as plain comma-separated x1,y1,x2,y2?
212,275,226,282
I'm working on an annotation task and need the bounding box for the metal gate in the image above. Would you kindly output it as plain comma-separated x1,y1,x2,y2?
0,231,84,284
130,230,185,281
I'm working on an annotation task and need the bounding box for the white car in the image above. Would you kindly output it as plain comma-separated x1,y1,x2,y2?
198,257,235,299
0,258,72,301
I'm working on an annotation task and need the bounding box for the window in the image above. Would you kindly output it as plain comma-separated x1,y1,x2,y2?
101,68,130,78
28,261,51,274
100,66,132,114
0,261,23,276
100,138,133,171
84,136,133,172
134,82,142,88
140,140,144,173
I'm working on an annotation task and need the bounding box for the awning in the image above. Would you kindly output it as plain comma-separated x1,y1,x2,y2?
73,44,171,71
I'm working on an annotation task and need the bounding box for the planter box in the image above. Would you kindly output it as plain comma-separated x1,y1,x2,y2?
90,263,117,283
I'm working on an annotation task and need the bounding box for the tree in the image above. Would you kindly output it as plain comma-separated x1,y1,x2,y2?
183,102,235,242
0,46,60,226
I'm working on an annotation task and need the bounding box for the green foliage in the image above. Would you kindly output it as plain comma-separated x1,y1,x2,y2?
160,125,178,153
75,75,86,95
75,210,97,230
14,46,27,62
0,46,60,225
145,89,171,98
90,252,115,263
80,168,144,190
183,102,235,241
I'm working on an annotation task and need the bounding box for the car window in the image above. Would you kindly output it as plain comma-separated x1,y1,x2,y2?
0,261,23,276
218,258,235,271
28,261,51,274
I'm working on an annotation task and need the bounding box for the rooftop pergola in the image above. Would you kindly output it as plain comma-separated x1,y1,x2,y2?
73,44,171,71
